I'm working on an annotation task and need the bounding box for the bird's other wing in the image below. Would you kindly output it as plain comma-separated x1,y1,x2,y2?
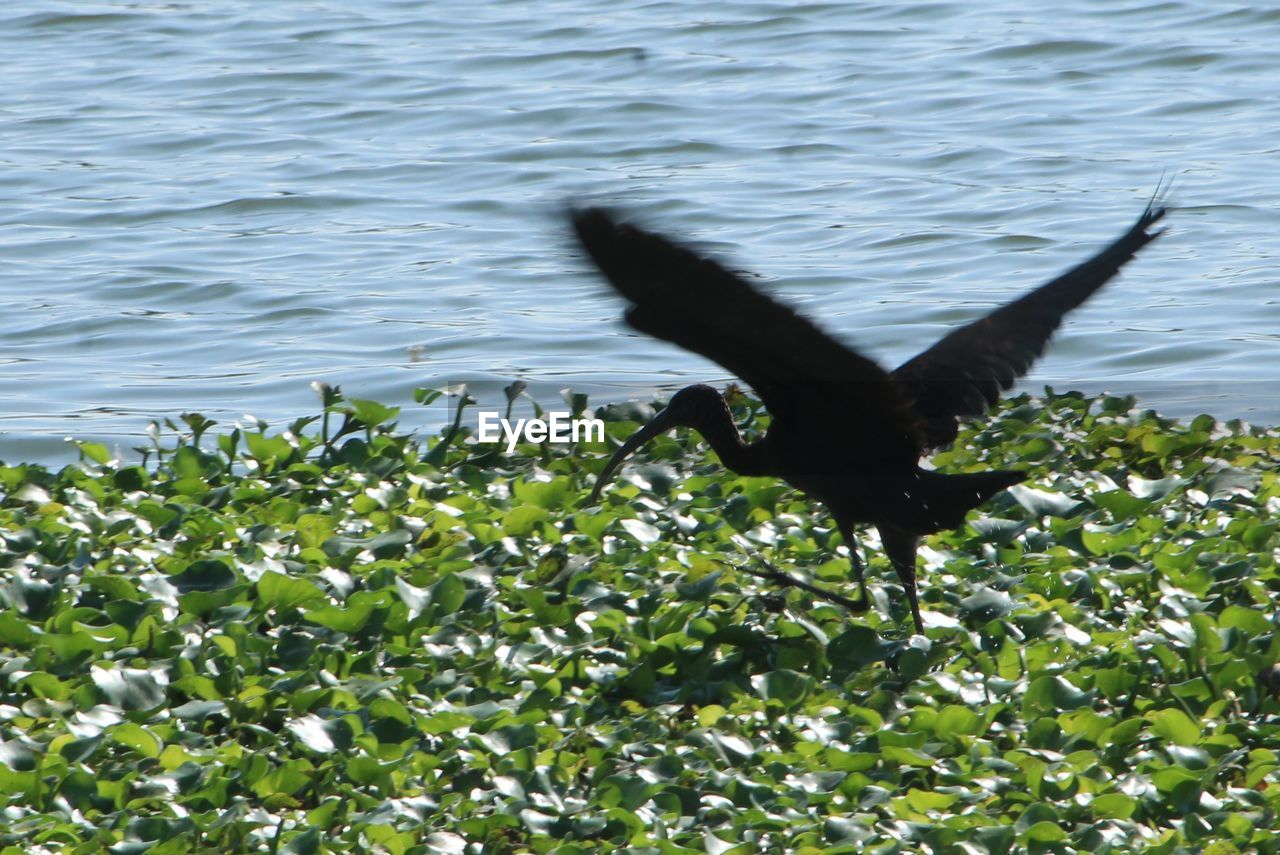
891,202,1167,449
570,207,923,470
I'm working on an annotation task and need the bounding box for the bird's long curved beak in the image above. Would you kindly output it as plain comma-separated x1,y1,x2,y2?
587,407,680,505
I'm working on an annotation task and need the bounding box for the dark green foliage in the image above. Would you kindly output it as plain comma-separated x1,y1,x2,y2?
1,388,1279,852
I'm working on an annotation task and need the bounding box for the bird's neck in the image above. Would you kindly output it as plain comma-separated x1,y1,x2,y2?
695,417,772,477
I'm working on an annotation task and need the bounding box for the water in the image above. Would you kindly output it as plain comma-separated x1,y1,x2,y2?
3,1,1279,464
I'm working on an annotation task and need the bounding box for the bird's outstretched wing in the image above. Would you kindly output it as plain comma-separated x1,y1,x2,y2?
570,207,924,470
891,203,1167,449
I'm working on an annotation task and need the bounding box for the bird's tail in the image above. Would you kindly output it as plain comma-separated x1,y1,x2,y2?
914,468,1026,531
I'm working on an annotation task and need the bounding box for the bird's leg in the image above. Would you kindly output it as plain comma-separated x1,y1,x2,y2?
744,557,867,613
879,525,923,635
839,522,870,613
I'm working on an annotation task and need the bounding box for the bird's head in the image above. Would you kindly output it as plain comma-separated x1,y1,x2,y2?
587,384,725,504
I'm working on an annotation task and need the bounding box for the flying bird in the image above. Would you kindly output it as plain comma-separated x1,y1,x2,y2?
573,200,1167,634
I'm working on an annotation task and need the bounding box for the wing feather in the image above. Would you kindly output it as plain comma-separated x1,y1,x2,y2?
892,204,1167,448
571,207,924,470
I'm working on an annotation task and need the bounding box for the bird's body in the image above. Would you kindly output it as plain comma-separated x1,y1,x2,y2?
572,201,1167,633
679,392,1016,532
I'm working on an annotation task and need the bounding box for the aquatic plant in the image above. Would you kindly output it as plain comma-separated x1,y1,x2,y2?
0,387,1277,853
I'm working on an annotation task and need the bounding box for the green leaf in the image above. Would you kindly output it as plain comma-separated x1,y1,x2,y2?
109,723,162,759
257,571,325,610
1148,708,1201,746
904,788,957,812
503,505,549,537
169,560,238,593
1022,821,1067,843
1008,485,1080,517
75,441,112,464
755,670,813,710
304,601,375,633
1090,792,1137,819
92,667,166,711
512,477,572,510
934,705,982,738
347,398,400,427
430,574,466,615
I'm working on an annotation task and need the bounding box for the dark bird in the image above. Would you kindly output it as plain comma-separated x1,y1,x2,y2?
572,200,1167,634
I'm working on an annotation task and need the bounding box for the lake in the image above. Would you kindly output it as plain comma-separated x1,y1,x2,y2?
3,0,1279,464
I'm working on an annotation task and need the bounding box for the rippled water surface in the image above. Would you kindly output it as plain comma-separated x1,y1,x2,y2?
3,1,1279,463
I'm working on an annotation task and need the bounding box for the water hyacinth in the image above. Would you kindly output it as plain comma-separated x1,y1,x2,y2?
0,386,1278,853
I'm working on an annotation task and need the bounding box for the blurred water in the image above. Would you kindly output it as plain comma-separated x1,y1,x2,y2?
2,1,1279,464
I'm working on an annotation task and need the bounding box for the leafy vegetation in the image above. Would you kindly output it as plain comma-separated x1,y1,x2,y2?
1,386,1279,853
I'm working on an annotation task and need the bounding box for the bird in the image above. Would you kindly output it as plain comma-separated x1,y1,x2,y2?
572,199,1167,634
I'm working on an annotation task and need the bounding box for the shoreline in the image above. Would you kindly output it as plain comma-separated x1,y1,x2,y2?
4,378,1280,469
